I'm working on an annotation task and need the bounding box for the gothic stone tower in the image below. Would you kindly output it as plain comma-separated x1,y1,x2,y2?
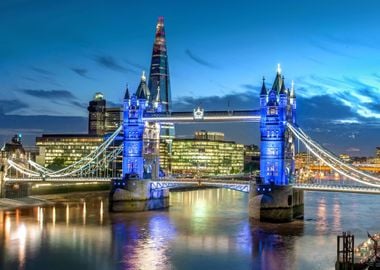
110,73,169,212
259,66,288,185
249,65,303,222
122,83,145,179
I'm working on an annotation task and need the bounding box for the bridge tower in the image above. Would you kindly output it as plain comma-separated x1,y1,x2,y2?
121,73,147,179
259,67,287,185
110,71,169,212
250,65,303,222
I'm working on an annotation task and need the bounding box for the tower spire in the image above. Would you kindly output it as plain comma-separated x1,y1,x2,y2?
141,70,146,82
124,83,130,100
260,76,267,96
136,71,150,100
148,16,171,112
272,64,283,93
290,80,296,98
280,76,286,95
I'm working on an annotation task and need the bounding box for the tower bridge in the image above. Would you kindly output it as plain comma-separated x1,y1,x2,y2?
4,65,380,221
2,17,380,222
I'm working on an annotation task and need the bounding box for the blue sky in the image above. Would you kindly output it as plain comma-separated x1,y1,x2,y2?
1,0,380,155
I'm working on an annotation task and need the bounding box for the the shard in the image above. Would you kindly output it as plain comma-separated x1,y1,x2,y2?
148,16,171,113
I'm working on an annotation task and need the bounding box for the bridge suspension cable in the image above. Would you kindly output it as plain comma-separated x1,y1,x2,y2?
287,123,380,187
293,125,380,182
6,126,123,179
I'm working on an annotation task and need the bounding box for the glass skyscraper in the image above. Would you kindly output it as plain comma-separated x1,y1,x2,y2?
148,16,171,112
148,17,175,174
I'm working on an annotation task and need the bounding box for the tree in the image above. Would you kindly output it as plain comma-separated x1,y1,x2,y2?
46,157,66,171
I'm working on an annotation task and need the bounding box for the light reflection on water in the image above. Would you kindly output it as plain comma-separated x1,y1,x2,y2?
0,189,379,270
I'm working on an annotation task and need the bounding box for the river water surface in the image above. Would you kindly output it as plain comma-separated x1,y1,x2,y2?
0,189,379,270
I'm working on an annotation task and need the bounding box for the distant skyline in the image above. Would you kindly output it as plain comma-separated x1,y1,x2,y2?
1,0,380,155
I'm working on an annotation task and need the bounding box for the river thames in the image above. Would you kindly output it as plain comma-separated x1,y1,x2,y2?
0,189,379,270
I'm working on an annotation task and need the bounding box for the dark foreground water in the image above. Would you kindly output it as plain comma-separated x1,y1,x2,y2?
0,189,379,270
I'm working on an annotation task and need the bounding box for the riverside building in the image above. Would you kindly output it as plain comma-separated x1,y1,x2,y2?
35,134,103,167
160,131,244,176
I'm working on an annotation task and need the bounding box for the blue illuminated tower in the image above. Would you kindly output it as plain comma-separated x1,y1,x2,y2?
259,65,288,185
122,73,148,179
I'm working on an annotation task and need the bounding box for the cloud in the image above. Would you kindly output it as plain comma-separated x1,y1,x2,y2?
107,101,122,108
19,89,76,100
297,94,355,121
331,119,361,125
30,66,55,76
22,76,38,82
173,91,256,111
70,100,87,108
185,49,218,69
0,99,29,114
296,74,380,121
324,34,378,51
124,59,146,71
241,84,259,91
346,147,361,153
94,55,132,72
28,66,61,86
71,68,90,78
310,38,354,58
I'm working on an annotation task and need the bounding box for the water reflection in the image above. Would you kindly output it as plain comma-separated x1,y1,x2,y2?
250,220,304,270
0,190,379,270
66,204,69,225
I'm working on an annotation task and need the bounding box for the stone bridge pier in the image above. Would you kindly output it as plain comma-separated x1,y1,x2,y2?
109,177,169,212
249,182,304,222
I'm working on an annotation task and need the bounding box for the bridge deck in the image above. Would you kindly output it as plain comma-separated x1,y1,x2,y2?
4,177,380,194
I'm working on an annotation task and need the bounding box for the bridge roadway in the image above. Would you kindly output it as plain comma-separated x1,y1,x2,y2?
292,183,380,194
4,177,380,194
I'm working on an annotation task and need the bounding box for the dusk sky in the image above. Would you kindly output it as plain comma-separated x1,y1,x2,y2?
1,0,380,155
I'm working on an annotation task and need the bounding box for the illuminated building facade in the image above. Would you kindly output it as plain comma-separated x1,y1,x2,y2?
35,134,103,167
259,65,296,185
88,92,106,135
88,92,123,136
105,107,122,134
244,144,260,172
194,130,224,141
161,131,244,176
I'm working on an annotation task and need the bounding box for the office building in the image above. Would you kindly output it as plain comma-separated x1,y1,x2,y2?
35,134,103,167
87,92,106,135
161,131,244,176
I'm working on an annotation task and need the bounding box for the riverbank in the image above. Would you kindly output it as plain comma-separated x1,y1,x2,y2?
0,190,109,211
0,185,221,211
